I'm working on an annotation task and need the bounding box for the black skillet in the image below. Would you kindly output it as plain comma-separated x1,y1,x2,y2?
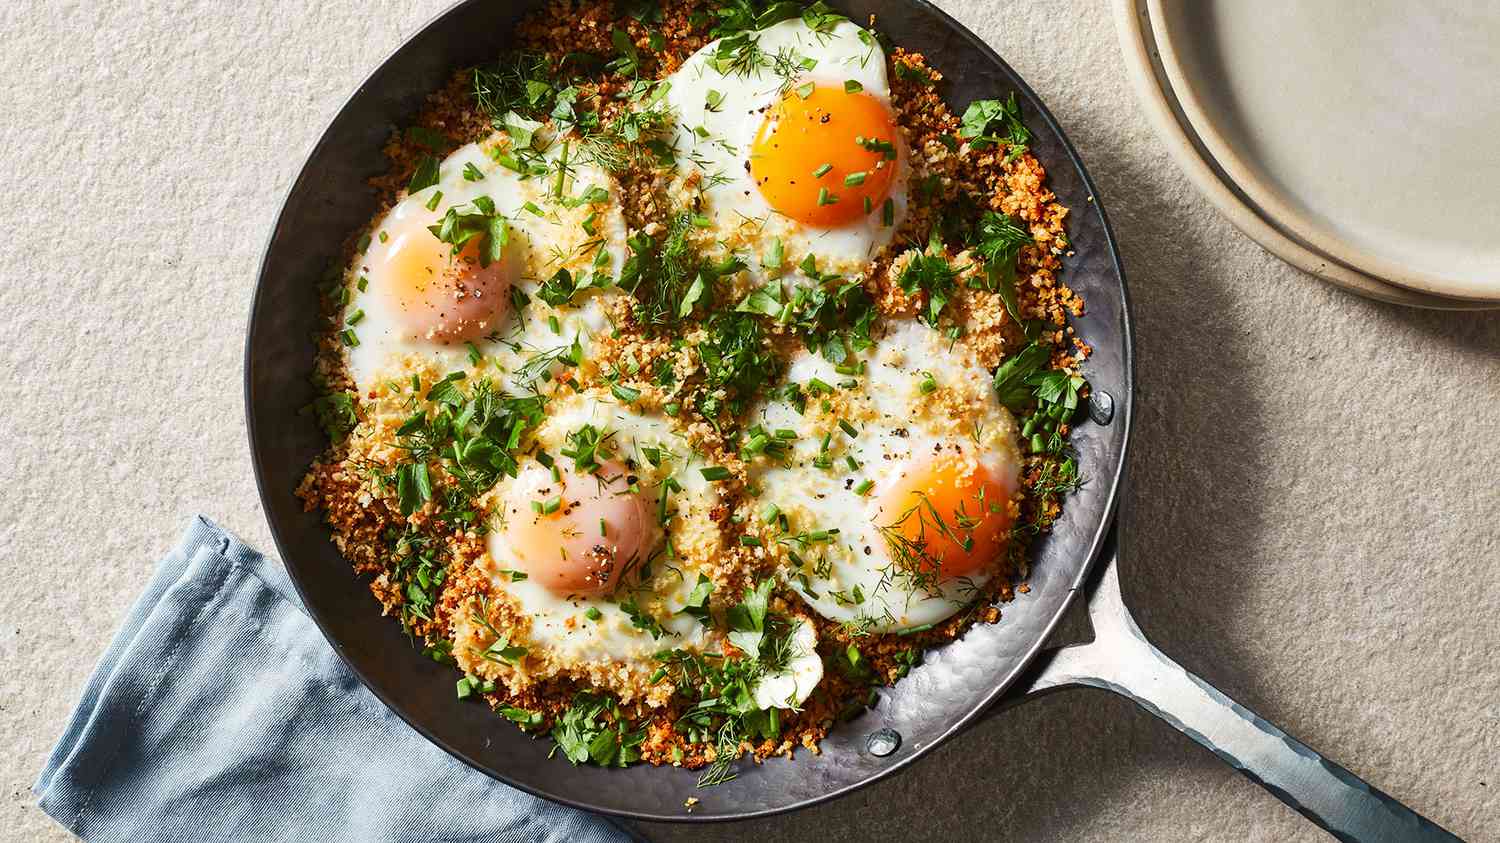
245,1,1457,838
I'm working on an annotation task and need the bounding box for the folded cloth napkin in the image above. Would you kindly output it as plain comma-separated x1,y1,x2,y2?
35,516,642,843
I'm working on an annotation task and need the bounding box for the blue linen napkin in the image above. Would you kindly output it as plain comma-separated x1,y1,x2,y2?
35,516,642,843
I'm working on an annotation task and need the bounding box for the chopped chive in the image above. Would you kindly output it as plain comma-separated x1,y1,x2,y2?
541,495,562,514
691,213,711,228
355,233,371,252
586,606,603,621
854,479,874,495
356,276,368,292
424,190,443,211
346,309,365,326
844,79,863,93
919,372,938,394
864,196,873,213
462,162,485,181
761,502,781,523
812,162,832,178
838,420,859,438
466,341,482,366
611,383,641,403
817,187,836,206
764,237,784,270
856,136,898,160
523,201,544,217
845,455,859,471
843,171,867,187
881,197,894,226
739,535,762,547
377,231,388,243
705,89,725,111
581,211,598,236
699,466,732,481
548,314,560,334
340,329,359,347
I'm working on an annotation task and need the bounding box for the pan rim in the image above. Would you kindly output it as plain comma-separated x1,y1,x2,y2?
244,0,1135,823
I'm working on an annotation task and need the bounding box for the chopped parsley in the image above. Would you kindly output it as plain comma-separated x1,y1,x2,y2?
957,93,1032,159
551,691,646,768
896,237,958,327
427,196,509,267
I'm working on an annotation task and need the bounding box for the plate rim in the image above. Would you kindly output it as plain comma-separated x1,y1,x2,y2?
1112,0,1494,311
1146,0,1500,303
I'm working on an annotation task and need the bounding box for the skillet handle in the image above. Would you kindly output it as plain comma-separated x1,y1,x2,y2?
996,541,1459,843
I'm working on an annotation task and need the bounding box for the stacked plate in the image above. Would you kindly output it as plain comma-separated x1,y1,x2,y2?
1115,0,1500,309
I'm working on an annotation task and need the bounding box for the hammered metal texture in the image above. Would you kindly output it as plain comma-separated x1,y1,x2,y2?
244,0,1133,821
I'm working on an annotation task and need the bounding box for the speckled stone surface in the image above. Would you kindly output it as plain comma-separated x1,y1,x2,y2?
1,2,1495,841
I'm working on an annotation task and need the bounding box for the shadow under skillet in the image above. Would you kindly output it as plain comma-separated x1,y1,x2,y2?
637,96,1277,843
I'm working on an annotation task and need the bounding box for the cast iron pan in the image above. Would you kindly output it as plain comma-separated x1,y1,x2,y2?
246,1,1456,838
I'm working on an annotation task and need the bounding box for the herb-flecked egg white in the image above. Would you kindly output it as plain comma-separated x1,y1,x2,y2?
663,17,909,284
342,131,629,394
747,320,1023,633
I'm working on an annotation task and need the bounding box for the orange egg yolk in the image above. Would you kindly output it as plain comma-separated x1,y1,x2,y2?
367,209,514,343
872,454,1014,580
501,460,651,596
749,84,900,228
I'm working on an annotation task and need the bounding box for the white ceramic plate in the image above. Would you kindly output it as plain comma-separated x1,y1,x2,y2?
1112,0,1495,310
1149,0,1500,302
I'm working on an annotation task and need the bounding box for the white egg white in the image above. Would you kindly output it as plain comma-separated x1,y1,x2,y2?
750,617,824,710
747,320,1022,632
342,131,628,393
662,18,908,281
481,391,726,667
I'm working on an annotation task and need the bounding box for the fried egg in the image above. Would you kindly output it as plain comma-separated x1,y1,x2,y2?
663,17,908,281
746,320,1022,632
479,389,726,670
342,130,628,393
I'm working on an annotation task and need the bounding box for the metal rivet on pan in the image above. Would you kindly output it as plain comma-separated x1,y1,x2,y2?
866,728,901,757
1089,390,1115,426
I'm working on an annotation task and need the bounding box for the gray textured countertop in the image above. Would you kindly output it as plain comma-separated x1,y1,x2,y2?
2,2,1496,841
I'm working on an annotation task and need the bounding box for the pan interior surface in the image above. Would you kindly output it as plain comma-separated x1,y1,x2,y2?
245,0,1131,820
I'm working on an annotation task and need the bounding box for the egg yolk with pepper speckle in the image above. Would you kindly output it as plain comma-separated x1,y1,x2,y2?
750,85,901,228
366,206,515,343
499,460,652,596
